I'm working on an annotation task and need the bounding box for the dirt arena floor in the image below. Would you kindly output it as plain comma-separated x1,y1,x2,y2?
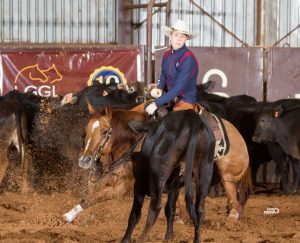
0,148,298,242
0,180,299,243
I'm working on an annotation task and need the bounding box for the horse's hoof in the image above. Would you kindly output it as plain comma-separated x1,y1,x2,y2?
176,218,184,224
228,208,239,220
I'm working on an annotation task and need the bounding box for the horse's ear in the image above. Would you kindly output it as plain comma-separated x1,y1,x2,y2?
105,107,113,119
86,100,96,114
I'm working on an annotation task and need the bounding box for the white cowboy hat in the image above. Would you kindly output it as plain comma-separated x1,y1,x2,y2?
162,19,196,39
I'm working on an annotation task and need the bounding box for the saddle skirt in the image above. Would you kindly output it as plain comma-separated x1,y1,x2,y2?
195,104,229,160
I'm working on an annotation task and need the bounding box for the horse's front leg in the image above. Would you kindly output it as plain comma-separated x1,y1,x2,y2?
121,188,145,243
164,188,180,240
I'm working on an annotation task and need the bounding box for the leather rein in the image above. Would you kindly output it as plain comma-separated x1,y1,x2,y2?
92,131,146,180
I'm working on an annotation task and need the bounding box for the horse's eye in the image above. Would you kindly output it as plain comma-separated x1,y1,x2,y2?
101,129,111,136
101,130,108,135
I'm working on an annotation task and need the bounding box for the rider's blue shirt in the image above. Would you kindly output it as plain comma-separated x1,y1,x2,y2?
155,45,199,107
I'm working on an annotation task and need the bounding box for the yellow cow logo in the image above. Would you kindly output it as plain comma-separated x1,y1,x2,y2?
15,64,63,84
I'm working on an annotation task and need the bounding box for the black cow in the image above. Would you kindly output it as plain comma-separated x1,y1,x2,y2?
196,85,300,193
0,101,27,191
252,104,300,193
62,81,145,111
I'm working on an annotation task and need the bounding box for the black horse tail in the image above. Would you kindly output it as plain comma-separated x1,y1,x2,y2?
237,165,253,208
184,127,199,226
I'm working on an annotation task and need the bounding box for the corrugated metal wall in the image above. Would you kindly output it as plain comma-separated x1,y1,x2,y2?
0,0,117,43
132,0,257,48
132,0,300,48
0,0,299,47
265,0,300,47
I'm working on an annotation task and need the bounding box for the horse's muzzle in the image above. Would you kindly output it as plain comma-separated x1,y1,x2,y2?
78,156,94,169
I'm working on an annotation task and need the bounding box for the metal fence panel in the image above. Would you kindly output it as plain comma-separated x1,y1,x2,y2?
266,48,300,101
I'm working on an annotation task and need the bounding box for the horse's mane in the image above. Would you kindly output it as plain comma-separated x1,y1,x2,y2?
110,110,146,154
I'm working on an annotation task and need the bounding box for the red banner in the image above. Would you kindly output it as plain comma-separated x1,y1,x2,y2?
0,45,143,97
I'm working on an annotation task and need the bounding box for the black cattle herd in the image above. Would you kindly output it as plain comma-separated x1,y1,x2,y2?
1,80,299,193
0,80,299,239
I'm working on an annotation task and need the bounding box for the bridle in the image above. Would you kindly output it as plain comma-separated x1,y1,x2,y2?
93,127,112,162
90,126,146,182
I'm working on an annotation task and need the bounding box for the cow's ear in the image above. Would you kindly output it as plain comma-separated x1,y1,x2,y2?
117,83,129,91
273,105,284,118
86,100,96,115
147,83,157,93
61,93,78,105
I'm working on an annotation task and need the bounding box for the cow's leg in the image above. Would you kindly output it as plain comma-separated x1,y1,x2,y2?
164,188,180,240
290,157,300,193
268,143,290,194
137,189,163,243
193,162,214,243
278,158,290,194
0,147,9,186
21,150,30,193
121,189,145,243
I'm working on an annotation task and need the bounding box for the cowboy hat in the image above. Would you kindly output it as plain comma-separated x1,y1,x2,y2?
162,19,196,39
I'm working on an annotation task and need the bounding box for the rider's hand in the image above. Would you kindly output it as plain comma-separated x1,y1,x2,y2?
145,102,157,115
150,88,162,98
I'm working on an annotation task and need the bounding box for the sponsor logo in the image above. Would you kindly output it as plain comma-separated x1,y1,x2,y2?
202,68,229,98
263,208,279,215
87,66,127,86
14,64,63,97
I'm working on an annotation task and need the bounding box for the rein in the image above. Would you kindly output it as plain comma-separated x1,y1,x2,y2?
91,132,146,182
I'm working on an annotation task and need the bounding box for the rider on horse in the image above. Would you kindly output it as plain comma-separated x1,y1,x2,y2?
146,19,198,114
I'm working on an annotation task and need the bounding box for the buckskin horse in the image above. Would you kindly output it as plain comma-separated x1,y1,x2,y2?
78,104,252,243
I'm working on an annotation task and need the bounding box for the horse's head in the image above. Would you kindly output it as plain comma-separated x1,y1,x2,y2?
78,104,113,169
